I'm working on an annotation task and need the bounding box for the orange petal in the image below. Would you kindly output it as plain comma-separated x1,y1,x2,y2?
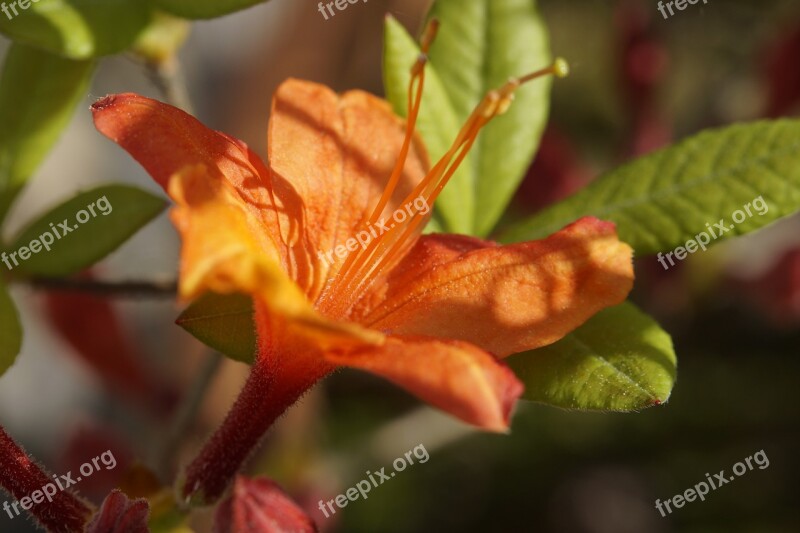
91,93,291,271
168,165,301,307
356,217,634,357
350,233,492,316
325,335,523,432
170,165,383,347
92,94,372,344
92,93,263,191
268,79,429,299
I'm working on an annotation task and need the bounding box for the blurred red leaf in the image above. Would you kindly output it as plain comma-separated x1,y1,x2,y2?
43,271,175,415
763,22,800,117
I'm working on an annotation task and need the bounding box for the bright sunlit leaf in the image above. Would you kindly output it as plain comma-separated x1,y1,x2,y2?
507,302,677,411
384,16,474,234
384,0,552,237
0,281,22,377
0,0,152,59
0,44,94,223
502,120,800,254
6,185,165,277
426,0,552,237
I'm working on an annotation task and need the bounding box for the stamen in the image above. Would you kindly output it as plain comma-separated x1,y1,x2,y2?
324,46,569,315
366,18,440,227
323,19,440,307
518,57,570,84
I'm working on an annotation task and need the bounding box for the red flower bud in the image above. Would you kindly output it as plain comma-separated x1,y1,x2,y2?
85,490,149,533
214,476,317,533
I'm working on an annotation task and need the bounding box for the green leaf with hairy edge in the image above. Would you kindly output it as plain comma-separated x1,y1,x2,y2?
0,0,151,59
0,281,22,376
152,0,270,19
0,44,94,223
177,293,256,364
5,185,165,277
426,0,552,237
384,15,474,234
507,302,676,411
502,120,800,254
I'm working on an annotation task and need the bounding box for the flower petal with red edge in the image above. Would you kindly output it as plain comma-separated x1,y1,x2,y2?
91,93,293,272
326,335,523,432
357,217,634,357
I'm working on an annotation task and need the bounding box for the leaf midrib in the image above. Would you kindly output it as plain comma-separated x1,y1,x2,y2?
569,334,659,401
533,125,800,234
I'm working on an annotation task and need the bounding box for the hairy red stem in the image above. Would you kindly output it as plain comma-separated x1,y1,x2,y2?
0,427,93,532
180,339,331,506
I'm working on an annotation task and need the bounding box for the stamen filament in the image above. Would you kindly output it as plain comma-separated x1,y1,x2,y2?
321,20,440,308
323,45,570,316
336,115,485,308
349,119,484,299
365,18,440,227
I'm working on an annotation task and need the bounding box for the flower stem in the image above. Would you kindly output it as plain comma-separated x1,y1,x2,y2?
179,345,331,507
0,426,93,531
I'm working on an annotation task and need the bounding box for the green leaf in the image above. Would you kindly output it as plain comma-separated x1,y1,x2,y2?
152,0,270,19
384,16,474,234
0,281,22,376
5,185,165,277
507,302,677,411
0,44,94,223
0,0,151,59
502,120,800,254
177,293,256,364
383,1,552,236
425,0,552,237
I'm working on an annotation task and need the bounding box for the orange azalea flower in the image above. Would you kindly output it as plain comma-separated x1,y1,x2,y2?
92,26,633,504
